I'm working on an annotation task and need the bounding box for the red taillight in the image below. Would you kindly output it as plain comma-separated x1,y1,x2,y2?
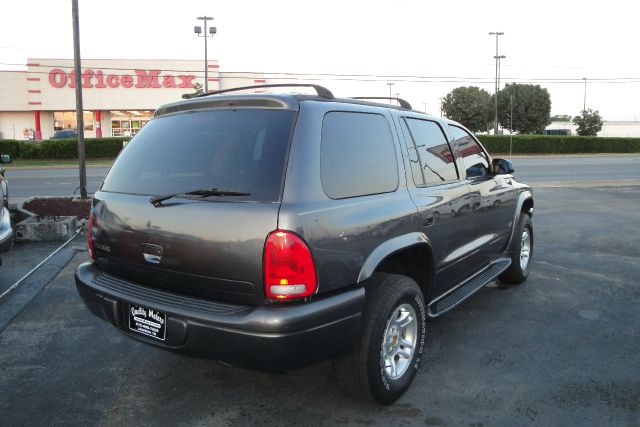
87,213,96,260
264,230,317,300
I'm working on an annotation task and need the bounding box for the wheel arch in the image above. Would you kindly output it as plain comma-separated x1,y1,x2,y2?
357,233,436,300
505,191,534,251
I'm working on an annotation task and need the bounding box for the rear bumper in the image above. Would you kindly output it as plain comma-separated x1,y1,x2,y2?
75,261,364,372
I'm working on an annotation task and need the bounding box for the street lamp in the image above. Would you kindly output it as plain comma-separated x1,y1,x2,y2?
194,16,217,94
489,31,504,135
386,82,394,104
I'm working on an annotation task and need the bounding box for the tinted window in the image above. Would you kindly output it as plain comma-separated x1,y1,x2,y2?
404,118,458,184
448,125,489,178
399,119,425,186
321,112,398,199
101,109,295,202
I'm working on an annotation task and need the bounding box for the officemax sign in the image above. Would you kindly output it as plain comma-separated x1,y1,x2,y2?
48,68,197,89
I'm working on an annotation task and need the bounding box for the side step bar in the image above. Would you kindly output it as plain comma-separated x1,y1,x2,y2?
428,258,511,318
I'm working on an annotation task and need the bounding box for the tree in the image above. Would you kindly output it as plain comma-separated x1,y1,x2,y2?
182,83,204,99
550,114,572,122
441,86,492,132
495,83,552,134
573,109,603,136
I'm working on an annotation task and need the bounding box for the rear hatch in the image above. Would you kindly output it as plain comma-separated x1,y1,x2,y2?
91,105,297,306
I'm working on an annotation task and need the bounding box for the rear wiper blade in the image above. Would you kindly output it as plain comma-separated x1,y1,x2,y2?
150,188,250,206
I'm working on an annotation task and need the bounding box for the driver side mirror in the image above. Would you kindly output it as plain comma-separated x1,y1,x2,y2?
491,158,514,175
0,154,11,164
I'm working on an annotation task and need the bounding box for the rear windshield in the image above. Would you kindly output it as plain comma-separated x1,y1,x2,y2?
101,109,296,202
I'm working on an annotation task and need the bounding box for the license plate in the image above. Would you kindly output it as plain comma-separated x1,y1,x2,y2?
128,304,166,341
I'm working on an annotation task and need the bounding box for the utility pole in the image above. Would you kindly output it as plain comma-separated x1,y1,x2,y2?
510,94,513,158
582,77,587,113
489,31,504,135
386,83,394,104
439,97,445,117
422,102,428,113
194,16,217,94
72,0,87,199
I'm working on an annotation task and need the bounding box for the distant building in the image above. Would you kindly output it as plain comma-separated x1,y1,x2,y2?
545,121,640,137
0,58,268,140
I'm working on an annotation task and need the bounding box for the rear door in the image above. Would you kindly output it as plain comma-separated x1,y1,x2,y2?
447,125,516,269
397,115,476,294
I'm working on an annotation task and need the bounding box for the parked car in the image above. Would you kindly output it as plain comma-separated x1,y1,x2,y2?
75,84,534,404
52,129,78,140
0,154,13,261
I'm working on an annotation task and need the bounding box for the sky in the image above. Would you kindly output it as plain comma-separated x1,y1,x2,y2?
2,0,640,121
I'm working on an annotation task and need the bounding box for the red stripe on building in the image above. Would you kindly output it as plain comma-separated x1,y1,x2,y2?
29,102,42,105
207,64,220,68
254,79,266,83
207,78,219,81
255,90,266,93
28,90,41,93
26,63,40,67
207,90,217,93
27,77,41,81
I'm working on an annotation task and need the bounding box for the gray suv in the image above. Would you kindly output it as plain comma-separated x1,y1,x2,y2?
76,84,533,404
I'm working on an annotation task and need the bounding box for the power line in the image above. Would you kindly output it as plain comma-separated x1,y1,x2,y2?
4,62,640,84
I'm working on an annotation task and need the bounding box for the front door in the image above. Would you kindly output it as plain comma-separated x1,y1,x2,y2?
448,125,516,270
397,116,477,296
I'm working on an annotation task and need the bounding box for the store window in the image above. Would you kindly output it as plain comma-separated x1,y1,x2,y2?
111,111,153,137
53,111,94,132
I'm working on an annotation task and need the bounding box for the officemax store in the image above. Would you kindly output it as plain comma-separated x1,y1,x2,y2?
0,58,267,140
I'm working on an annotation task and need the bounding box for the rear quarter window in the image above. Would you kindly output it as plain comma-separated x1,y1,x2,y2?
320,112,398,199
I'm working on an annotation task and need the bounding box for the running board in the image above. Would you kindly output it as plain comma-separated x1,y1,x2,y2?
428,258,511,318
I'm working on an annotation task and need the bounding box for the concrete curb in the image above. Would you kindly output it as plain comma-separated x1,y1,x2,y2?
15,197,81,242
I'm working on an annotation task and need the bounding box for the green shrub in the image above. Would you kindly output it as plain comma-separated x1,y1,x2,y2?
0,137,128,159
478,135,640,154
0,140,21,158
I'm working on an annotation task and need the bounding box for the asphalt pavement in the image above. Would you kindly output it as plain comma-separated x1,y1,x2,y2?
0,170,638,424
4,154,640,203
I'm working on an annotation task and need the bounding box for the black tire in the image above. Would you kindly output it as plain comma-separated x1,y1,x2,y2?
333,273,427,404
499,213,533,284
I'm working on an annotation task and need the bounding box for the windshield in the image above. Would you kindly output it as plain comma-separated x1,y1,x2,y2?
101,108,296,202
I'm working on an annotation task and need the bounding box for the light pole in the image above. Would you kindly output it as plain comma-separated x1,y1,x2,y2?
489,31,504,135
496,55,506,91
422,102,428,113
582,77,587,113
194,16,217,94
386,82,394,104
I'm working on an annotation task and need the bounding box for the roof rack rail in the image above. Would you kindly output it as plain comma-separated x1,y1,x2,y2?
201,84,334,99
350,97,412,110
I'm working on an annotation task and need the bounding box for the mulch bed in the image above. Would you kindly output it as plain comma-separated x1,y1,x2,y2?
23,197,91,220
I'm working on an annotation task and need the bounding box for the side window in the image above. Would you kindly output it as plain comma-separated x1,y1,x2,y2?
448,125,489,178
399,119,425,186
404,118,459,185
321,112,398,199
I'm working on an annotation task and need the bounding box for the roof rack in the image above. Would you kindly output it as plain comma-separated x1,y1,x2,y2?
350,97,412,110
201,84,334,99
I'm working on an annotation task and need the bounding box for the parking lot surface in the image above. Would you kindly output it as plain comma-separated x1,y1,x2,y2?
0,185,638,426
